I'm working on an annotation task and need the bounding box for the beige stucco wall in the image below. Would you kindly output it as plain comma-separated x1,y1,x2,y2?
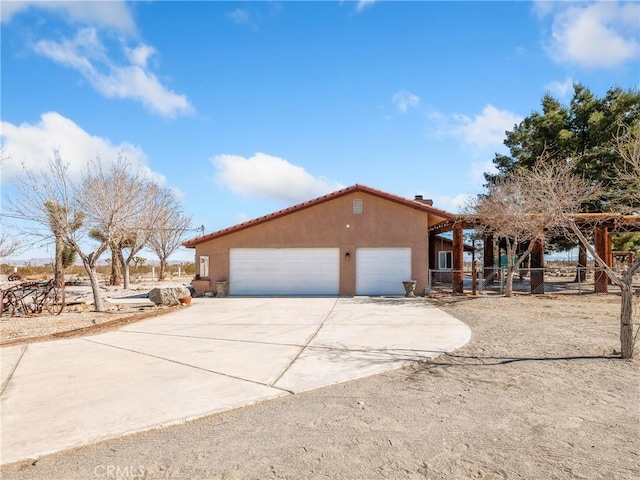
191,191,439,296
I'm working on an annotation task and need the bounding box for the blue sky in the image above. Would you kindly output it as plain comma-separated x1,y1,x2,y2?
1,0,639,262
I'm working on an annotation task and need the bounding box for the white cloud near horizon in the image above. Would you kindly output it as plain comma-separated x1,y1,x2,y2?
453,105,522,151
541,1,639,69
0,112,165,185
392,90,420,113
213,153,342,204
33,28,193,118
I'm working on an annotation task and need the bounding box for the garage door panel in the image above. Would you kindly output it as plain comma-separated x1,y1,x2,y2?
230,249,339,295
356,248,411,296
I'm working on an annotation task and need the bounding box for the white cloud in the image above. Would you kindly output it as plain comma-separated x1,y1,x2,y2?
4,2,192,117
125,44,157,68
453,105,522,151
431,193,472,214
213,152,342,204
470,160,497,185
227,8,251,25
0,112,163,185
34,28,193,118
356,0,376,13
542,2,639,69
392,90,420,113
1,0,136,33
546,77,574,98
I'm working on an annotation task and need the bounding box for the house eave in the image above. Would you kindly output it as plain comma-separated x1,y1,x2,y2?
182,184,455,248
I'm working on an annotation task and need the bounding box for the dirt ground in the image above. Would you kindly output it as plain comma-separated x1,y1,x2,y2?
1,292,639,480
0,282,188,346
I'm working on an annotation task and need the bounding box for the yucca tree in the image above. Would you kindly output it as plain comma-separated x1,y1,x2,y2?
45,200,82,286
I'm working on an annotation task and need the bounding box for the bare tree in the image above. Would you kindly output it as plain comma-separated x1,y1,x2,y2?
563,122,640,359
117,183,173,288
74,156,154,308
469,176,539,296
147,189,192,281
0,149,22,259
0,231,20,258
476,140,639,358
470,157,602,297
9,152,153,311
88,228,127,286
614,122,640,208
9,152,88,284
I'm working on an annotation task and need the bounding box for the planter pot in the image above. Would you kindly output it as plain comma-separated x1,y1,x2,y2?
402,280,417,298
178,296,192,306
215,281,229,297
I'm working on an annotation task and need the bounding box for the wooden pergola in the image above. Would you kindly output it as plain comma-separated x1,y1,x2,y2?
429,214,640,294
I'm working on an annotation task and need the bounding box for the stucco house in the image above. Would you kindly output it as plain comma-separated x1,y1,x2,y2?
182,184,455,296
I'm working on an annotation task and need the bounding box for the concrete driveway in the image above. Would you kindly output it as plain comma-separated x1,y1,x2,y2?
0,297,471,465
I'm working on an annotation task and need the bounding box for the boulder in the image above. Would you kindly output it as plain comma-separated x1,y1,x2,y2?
148,286,191,306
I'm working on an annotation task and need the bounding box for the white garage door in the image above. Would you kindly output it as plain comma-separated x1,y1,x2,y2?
230,248,340,295
356,248,411,296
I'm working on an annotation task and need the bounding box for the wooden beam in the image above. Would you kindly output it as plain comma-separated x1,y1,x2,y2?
483,234,494,286
594,226,610,293
452,222,464,294
530,238,545,294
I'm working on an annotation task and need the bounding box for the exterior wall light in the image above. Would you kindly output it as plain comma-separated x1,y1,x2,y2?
345,252,351,262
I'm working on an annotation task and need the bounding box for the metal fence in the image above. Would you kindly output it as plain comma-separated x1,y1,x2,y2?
428,266,640,296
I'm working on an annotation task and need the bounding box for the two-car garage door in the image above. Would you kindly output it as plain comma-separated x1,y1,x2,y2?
229,247,412,296
230,248,340,295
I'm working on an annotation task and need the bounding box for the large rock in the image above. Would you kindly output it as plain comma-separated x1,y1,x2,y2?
148,286,191,306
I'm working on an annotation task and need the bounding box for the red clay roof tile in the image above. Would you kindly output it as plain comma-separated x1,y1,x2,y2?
182,184,454,247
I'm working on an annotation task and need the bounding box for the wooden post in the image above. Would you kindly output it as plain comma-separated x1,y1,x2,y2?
471,261,477,295
530,238,545,294
483,234,494,286
453,222,464,294
594,226,610,293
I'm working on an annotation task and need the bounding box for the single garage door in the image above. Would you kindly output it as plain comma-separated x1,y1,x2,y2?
230,248,340,295
356,248,411,296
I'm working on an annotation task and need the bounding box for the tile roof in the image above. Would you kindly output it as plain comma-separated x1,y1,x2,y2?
182,184,455,248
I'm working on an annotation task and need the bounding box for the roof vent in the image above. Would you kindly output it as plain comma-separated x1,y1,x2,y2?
414,195,433,206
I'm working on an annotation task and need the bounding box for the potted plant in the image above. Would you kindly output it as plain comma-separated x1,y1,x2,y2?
402,280,417,297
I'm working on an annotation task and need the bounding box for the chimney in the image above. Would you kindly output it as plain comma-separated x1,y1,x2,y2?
414,195,433,206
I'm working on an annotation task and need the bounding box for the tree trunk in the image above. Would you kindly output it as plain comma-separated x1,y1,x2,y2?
54,235,65,287
621,260,640,359
83,259,105,312
574,242,587,282
570,221,638,360
159,258,167,281
620,283,634,359
110,246,122,286
504,242,514,298
118,250,130,290
505,267,514,297
123,264,131,290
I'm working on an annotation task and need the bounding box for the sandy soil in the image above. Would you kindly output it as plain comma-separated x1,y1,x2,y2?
1,293,639,480
0,281,190,346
